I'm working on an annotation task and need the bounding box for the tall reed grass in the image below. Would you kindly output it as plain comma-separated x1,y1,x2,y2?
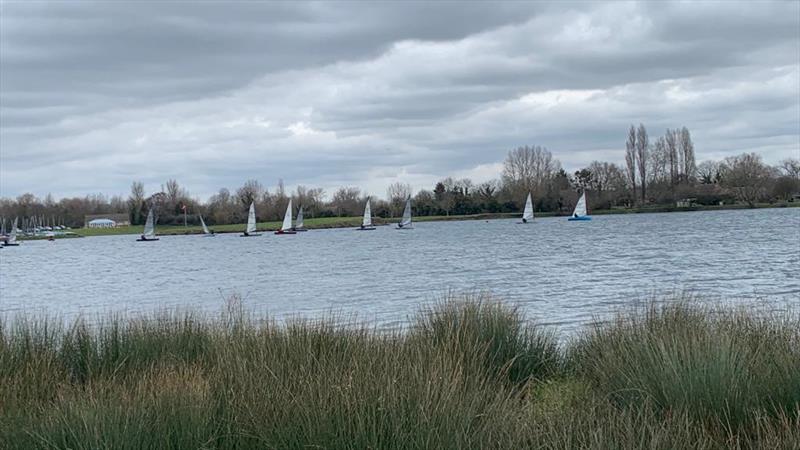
0,293,797,449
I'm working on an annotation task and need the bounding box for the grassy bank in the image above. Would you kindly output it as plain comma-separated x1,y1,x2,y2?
50,201,798,239
1,294,797,449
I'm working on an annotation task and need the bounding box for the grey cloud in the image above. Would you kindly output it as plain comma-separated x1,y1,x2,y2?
1,1,798,199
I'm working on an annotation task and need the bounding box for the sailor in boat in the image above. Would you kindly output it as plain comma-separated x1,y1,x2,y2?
140,234,146,240
522,218,528,224
573,213,579,219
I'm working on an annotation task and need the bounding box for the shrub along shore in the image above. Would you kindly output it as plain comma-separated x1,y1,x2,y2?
1,294,798,449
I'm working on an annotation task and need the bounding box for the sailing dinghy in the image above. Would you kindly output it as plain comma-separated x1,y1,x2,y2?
240,202,261,237
136,209,160,241
293,205,308,232
199,215,215,237
3,217,20,246
518,193,534,224
275,199,297,234
396,196,413,229
357,197,376,230
567,192,591,221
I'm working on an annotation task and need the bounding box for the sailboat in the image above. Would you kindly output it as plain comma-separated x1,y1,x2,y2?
357,197,376,231
240,202,261,237
275,199,297,235
199,215,215,237
3,217,20,246
568,192,592,221
136,209,159,241
396,196,413,229
293,205,308,232
518,192,534,224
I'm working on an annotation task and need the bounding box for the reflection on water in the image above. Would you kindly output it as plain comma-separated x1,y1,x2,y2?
1,208,799,333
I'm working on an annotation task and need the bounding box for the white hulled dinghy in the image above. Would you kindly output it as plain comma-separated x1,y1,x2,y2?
240,202,262,237
357,197,376,230
396,196,413,229
293,205,308,232
136,209,159,241
568,192,591,221
519,192,534,224
199,215,215,237
3,217,20,246
275,199,297,235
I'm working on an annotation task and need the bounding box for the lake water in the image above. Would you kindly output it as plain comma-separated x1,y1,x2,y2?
1,208,799,333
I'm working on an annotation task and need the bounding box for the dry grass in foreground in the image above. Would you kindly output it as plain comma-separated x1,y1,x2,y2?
1,294,798,449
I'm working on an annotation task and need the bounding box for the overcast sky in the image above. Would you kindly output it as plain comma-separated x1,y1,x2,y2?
1,1,798,200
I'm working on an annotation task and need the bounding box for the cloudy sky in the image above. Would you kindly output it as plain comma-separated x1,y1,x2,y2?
1,1,798,200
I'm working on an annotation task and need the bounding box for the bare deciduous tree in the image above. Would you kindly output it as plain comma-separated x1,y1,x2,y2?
386,182,413,217
779,158,800,179
665,128,679,189
236,179,263,209
331,186,361,217
720,153,771,207
697,161,719,184
625,125,637,203
502,145,561,200
128,181,145,225
636,124,649,203
679,127,696,182
649,137,668,184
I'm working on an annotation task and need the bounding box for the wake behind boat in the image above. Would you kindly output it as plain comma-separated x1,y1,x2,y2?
240,202,262,237
568,192,591,221
396,196,413,229
136,210,159,241
518,192,534,224
357,197,376,230
275,199,297,235
293,205,308,232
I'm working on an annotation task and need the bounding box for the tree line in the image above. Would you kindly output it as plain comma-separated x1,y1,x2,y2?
2,125,799,227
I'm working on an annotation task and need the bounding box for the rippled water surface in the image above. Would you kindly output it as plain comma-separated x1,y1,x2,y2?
2,208,799,332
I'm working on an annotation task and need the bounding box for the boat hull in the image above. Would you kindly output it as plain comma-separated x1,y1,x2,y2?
567,216,592,221
239,233,262,237
274,230,297,235
136,238,160,241
2,243,20,246
395,226,413,230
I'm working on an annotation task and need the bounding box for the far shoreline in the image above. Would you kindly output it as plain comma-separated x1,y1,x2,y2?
17,201,799,240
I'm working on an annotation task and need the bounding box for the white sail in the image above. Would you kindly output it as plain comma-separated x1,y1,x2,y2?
8,217,18,244
572,192,588,217
199,215,210,234
362,197,373,227
522,193,534,222
143,209,156,239
295,206,304,229
281,199,293,231
399,196,412,227
246,202,257,233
